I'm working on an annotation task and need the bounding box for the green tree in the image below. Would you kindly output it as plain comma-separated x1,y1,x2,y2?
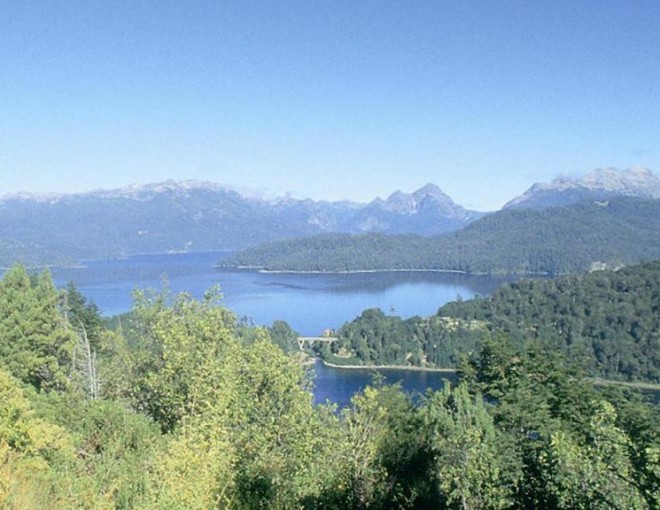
128,287,239,432
0,368,108,508
124,287,337,508
322,383,435,510
64,282,103,349
539,401,648,509
267,320,300,354
423,383,513,510
0,265,76,391
229,338,336,509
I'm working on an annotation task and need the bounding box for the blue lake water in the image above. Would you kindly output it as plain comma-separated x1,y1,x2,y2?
40,251,505,405
46,251,508,336
311,359,458,407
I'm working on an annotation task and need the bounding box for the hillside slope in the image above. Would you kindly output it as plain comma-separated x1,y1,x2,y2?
224,197,660,274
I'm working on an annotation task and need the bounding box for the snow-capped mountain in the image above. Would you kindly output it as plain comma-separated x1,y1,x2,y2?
505,167,660,210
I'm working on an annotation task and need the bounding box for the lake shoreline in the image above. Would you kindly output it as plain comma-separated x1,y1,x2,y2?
225,266,469,275
318,361,660,391
590,377,660,391
222,265,558,277
319,358,457,373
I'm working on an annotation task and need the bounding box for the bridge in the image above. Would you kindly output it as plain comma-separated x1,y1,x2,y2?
297,336,338,351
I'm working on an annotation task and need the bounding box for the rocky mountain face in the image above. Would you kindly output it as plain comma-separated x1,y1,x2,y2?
504,167,660,210
347,183,484,234
0,181,480,265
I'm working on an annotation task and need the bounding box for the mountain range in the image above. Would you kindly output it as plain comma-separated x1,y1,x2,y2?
1,167,659,268
0,180,479,265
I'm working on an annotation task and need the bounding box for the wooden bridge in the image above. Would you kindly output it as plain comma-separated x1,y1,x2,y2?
297,336,338,351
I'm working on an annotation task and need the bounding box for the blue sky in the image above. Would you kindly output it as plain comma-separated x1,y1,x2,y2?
1,1,659,210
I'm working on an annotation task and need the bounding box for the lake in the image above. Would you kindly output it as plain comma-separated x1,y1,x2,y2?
41,251,505,405
311,359,458,407
46,251,509,335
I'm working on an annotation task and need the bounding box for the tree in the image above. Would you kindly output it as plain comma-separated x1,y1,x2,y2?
422,383,513,510
0,367,82,508
0,265,76,391
128,287,240,432
539,401,648,509
229,338,335,509
64,282,104,350
73,322,101,400
124,287,337,508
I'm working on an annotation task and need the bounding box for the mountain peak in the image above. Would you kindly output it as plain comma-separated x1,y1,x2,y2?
381,184,449,211
413,183,456,206
360,183,466,222
505,167,660,210
414,183,448,198
580,166,657,190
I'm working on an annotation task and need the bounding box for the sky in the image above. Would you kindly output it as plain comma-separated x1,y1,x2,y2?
1,1,659,210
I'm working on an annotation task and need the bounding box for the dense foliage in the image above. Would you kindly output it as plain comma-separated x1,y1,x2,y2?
319,308,489,368
324,260,660,383
224,197,660,274
440,261,660,382
0,264,658,508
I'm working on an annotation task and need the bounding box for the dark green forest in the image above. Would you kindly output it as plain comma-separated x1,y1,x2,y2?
0,264,658,508
224,197,660,274
323,261,660,383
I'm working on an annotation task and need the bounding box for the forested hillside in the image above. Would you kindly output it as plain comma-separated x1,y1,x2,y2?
323,260,660,383
0,265,658,508
225,197,660,274
319,307,490,369
439,260,660,382
224,232,437,272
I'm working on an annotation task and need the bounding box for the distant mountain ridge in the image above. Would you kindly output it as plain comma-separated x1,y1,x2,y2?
4,167,660,268
0,180,480,265
0,180,233,203
505,166,660,210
